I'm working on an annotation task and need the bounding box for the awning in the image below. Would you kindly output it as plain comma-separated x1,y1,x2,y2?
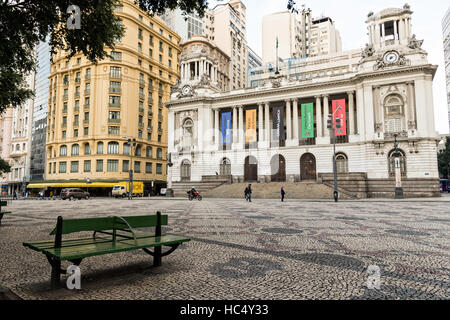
27,182,118,189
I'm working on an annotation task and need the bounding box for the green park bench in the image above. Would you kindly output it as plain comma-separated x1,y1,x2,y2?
0,200,11,226
23,211,190,289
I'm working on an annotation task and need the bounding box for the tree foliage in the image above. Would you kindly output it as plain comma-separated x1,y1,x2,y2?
0,158,11,174
0,0,208,114
438,136,450,179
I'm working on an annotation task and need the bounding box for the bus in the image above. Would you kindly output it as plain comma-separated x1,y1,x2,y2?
440,179,450,193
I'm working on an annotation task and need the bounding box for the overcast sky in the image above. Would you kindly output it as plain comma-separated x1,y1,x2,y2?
210,0,450,134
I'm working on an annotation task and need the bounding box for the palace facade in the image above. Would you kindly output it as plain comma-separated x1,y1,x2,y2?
166,5,441,198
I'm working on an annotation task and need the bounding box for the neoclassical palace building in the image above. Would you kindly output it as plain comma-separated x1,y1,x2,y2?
166,5,441,198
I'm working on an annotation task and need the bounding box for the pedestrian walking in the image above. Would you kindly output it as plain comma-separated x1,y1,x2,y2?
244,186,249,201
13,191,18,200
281,187,285,202
247,184,252,202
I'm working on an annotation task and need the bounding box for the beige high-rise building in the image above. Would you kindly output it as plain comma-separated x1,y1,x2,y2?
205,0,248,90
262,9,342,64
37,0,181,196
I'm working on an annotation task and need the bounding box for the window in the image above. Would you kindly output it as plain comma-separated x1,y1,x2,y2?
134,161,141,173
335,153,348,173
123,160,129,172
84,160,91,172
96,159,103,172
73,129,78,137
158,135,161,142
149,48,153,57
135,145,141,156
156,148,162,159
146,146,152,157
109,111,120,121
388,149,406,177
84,127,89,135
220,158,231,176
59,162,67,173
71,161,79,173
84,143,90,155
149,35,154,46
71,144,79,156
146,162,152,173
62,131,66,139
108,126,120,135
109,95,120,106
109,81,121,93
107,160,119,172
60,145,67,156
123,143,129,155
108,142,119,154
110,67,121,78
97,141,104,154
156,163,162,174
384,95,405,134
138,42,142,51
111,51,122,61
138,130,142,138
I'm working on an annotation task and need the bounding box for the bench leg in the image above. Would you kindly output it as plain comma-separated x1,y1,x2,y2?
49,258,62,289
153,246,161,267
0,213,3,226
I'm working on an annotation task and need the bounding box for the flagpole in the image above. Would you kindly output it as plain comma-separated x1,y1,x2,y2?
275,36,279,75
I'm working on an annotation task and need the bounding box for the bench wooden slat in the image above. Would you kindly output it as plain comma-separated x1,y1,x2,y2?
49,215,168,235
40,235,190,261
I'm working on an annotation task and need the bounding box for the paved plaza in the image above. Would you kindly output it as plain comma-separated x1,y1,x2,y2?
0,197,449,300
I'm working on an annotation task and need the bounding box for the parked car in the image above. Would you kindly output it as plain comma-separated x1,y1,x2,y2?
60,188,90,200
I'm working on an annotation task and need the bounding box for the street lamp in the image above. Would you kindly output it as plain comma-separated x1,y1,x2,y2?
327,106,342,202
125,138,136,200
393,134,403,199
166,152,174,197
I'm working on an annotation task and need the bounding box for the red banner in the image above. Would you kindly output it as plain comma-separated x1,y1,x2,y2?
332,99,346,136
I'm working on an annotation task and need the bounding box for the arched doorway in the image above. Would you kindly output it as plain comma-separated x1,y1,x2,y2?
300,153,316,181
220,158,231,176
244,156,258,182
180,159,191,182
270,154,286,182
388,149,406,177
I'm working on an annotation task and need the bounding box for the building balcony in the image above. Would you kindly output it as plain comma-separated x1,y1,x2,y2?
148,111,153,117
73,121,79,126
148,97,153,104
75,78,81,84
139,107,144,113
158,88,163,94
83,119,89,125
158,102,164,107
75,92,80,98
158,115,163,121
108,118,120,124
139,79,145,87
62,108,68,114
109,102,120,108
63,81,69,86
85,74,91,81
147,126,153,131
63,94,68,100
74,106,79,112
84,104,90,110
84,89,90,95
62,123,67,128
109,87,121,94
139,93,144,100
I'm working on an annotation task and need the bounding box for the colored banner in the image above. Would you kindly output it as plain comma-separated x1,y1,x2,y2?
301,103,314,138
221,112,232,144
272,106,285,143
332,99,347,136
245,109,257,143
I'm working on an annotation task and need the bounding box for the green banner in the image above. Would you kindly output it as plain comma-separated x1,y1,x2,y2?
301,103,314,138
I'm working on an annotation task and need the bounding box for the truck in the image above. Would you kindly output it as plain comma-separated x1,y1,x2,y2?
112,181,144,198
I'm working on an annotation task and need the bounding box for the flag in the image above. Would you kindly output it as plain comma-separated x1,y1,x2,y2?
332,99,347,136
301,103,314,138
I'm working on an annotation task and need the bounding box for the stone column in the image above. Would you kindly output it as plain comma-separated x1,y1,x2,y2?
238,105,244,144
264,102,270,142
233,106,238,145
381,23,386,46
323,95,329,137
293,99,299,140
348,91,355,135
214,109,219,149
286,99,292,140
315,96,322,137
394,20,398,43
258,103,264,143
406,81,416,131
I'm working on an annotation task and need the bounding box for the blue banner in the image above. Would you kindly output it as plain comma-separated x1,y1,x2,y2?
221,112,232,144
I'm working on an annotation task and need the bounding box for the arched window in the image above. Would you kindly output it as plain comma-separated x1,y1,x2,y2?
97,141,104,154
108,141,119,154
182,118,193,149
123,143,129,155
16,144,20,151
84,143,90,155
71,144,79,156
384,94,405,133
156,148,162,159
388,149,406,177
60,145,67,157
220,158,231,176
146,146,152,158
180,159,191,181
135,145,141,156
335,152,348,173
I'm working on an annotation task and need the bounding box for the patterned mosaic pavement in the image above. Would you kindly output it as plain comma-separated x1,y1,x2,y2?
0,197,449,300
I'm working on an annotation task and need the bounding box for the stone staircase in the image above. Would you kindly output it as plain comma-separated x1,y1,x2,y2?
171,176,230,197
203,181,352,200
